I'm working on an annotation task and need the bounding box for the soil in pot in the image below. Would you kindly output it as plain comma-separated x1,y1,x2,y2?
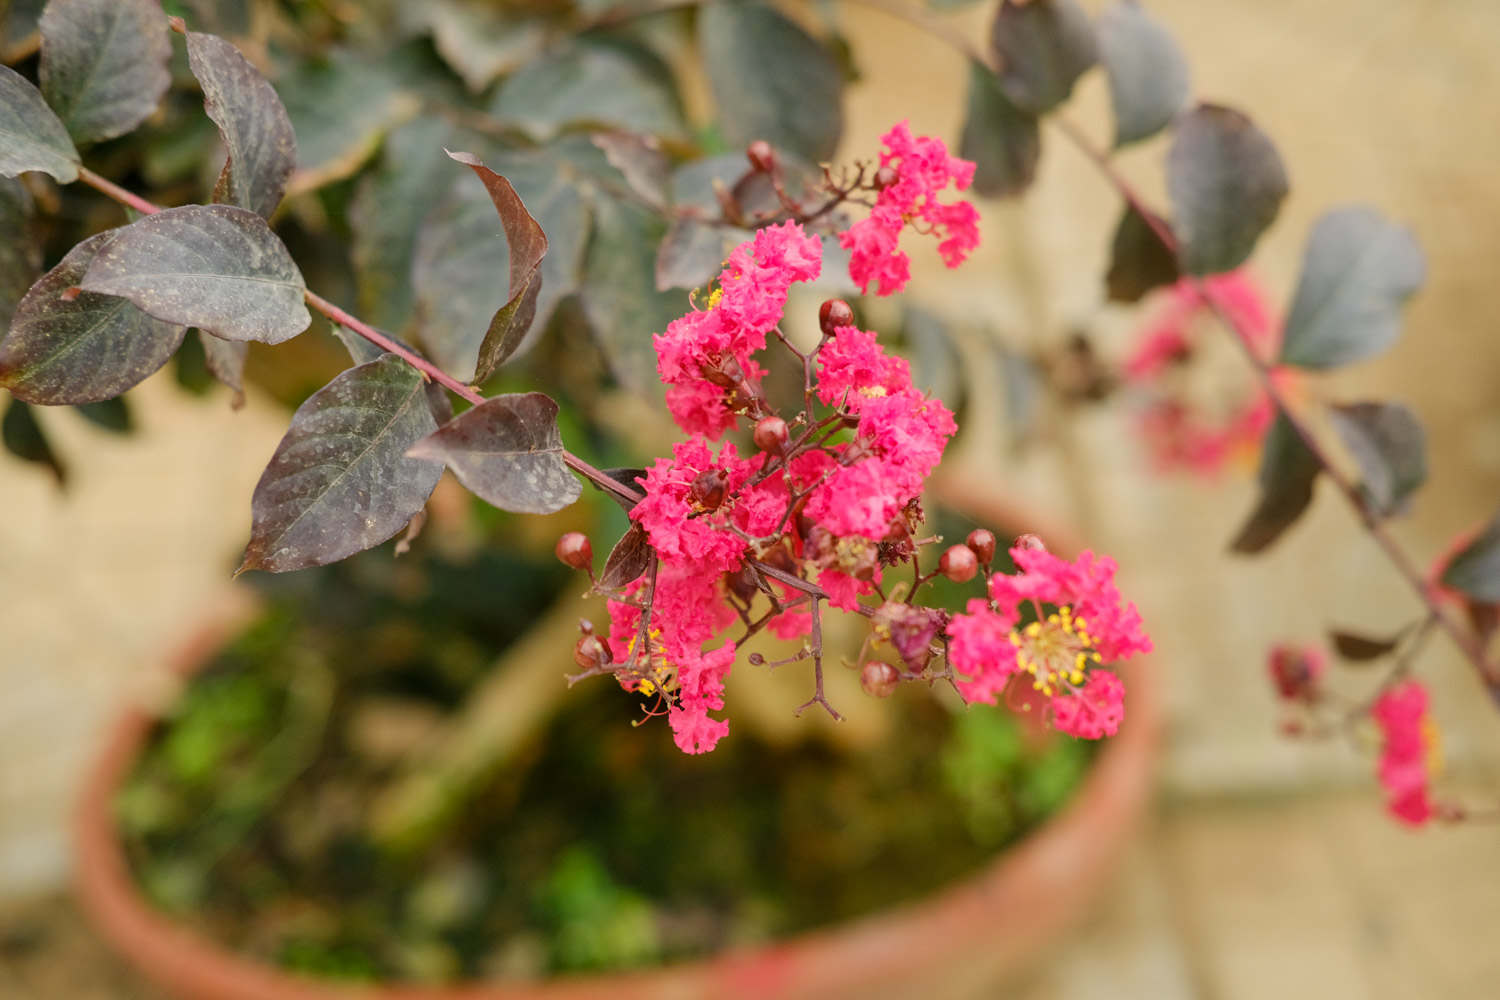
113,510,1097,986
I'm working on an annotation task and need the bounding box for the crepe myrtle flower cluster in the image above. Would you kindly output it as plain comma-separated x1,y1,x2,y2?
551,127,1149,754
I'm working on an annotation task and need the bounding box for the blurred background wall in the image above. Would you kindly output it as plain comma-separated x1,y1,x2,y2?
3,1,1499,997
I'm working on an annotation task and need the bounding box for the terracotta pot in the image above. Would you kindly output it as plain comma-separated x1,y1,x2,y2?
75,483,1161,1000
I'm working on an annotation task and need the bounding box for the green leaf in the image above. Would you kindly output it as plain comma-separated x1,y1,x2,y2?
198,330,247,408
0,177,41,329
1105,203,1178,303
959,60,1040,198
280,49,421,195
421,0,543,93
407,392,580,515
2,396,66,483
1441,512,1500,604
350,117,456,332
1229,412,1321,554
655,216,748,291
1096,0,1189,147
988,0,1098,115
39,0,170,144
237,354,444,574
1328,401,1425,518
0,64,80,182
579,195,683,393
1278,207,1425,369
1166,104,1289,275
185,31,297,219
490,37,685,142
699,1,844,163
0,232,187,404
77,204,310,344
446,150,549,382
75,395,131,433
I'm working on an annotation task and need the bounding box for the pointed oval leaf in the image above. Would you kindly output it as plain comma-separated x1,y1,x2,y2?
959,60,1041,198
699,1,844,163
185,31,297,219
1167,104,1289,276
0,232,187,404
78,204,311,344
491,37,685,141
591,466,647,513
1230,412,1321,554
0,64,80,182
1279,207,1426,370
1097,0,1190,147
1106,203,1179,303
407,392,579,514
1328,401,1426,518
39,0,170,144
446,150,548,381
988,0,1098,115
599,522,653,591
199,330,247,409
280,49,421,196
1440,512,1500,604
238,354,444,573
3,397,67,484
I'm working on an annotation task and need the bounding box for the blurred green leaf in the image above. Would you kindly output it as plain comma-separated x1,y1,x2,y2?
280,49,421,195
1105,203,1178,303
578,195,682,393
39,0,170,144
2,396,66,483
0,64,80,182
422,0,544,93
1328,401,1426,518
987,0,1098,115
1230,413,1321,554
1279,207,1425,369
959,60,1040,198
1096,0,1190,147
74,395,132,433
490,37,685,141
0,177,41,329
1441,511,1500,604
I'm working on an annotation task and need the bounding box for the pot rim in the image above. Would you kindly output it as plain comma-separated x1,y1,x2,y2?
74,479,1160,1000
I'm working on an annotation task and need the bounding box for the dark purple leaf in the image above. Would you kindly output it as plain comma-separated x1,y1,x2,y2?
1328,401,1426,518
1167,104,1288,275
599,522,653,590
39,0,170,144
1106,202,1178,303
199,330,247,409
238,354,443,573
988,0,1098,115
1096,0,1189,147
1230,413,1321,554
1441,511,1500,604
406,392,580,515
78,204,310,344
0,232,186,404
0,65,79,182
1279,207,1425,369
959,60,1040,198
1328,627,1406,663
185,30,297,219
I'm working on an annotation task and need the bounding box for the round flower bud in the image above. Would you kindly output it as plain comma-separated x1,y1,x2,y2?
746,140,776,174
753,415,790,455
573,635,608,669
555,531,592,571
873,165,899,190
965,528,996,565
690,468,728,511
861,660,901,698
819,298,854,335
938,544,978,583
1013,532,1046,553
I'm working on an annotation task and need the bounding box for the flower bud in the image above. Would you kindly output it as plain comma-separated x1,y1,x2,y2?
1013,532,1045,553
873,165,899,190
819,298,854,335
966,528,996,564
861,660,901,698
938,544,978,583
555,531,592,571
746,140,776,174
690,468,728,511
574,634,608,669
753,415,790,455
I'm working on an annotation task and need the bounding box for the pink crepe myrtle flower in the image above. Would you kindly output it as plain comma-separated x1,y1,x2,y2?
1126,271,1282,476
1372,680,1438,826
946,544,1151,739
840,121,980,296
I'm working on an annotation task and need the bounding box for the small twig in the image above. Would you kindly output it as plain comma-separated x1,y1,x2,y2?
794,598,844,721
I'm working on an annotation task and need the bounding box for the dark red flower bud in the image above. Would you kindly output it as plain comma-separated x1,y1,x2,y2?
555,531,592,571
966,528,996,564
938,544,978,583
819,298,854,335
873,165,899,190
746,140,776,174
1013,532,1046,553
861,660,901,698
574,634,608,669
690,468,728,511
753,415,790,455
